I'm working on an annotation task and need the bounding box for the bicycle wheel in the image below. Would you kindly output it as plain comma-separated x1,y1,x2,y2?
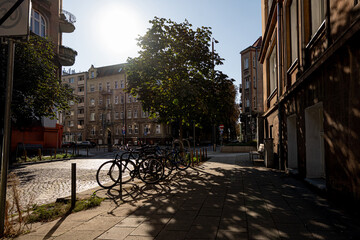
174,151,191,170
159,156,174,179
96,161,121,189
118,160,136,183
138,158,164,184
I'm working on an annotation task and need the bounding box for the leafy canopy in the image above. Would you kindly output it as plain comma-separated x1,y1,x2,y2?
0,36,76,127
126,17,238,136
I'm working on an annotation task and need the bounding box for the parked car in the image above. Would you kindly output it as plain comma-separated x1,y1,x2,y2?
90,141,97,147
77,141,92,148
61,142,75,148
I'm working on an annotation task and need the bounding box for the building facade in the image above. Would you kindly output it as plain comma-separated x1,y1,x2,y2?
240,37,264,143
260,0,360,201
61,64,172,145
10,0,77,151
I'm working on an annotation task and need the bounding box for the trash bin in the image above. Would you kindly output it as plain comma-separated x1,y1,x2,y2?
264,138,274,168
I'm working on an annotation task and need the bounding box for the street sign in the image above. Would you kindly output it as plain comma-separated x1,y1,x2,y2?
0,0,30,37
219,124,224,130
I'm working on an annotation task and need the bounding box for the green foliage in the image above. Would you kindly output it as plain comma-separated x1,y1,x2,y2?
27,192,103,223
0,36,76,127
126,17,239,139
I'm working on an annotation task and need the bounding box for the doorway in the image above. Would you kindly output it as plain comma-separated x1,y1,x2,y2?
305,103,325,178
287,114,298,169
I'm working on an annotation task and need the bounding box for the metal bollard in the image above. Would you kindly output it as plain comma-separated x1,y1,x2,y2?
71,163,76,209
38,148,42,161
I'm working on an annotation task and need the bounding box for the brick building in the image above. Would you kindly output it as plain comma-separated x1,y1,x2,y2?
260,0,360,201
240,37,264,144
61,64,171,145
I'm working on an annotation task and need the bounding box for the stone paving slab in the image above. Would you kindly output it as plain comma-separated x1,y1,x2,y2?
12,152,360,240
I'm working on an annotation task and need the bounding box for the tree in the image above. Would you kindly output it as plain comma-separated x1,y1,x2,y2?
126,17,239,140
0,36,75,127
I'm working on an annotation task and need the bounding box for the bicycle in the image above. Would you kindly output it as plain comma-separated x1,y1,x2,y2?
96,146,164,189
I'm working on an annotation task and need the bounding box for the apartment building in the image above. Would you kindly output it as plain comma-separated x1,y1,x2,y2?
239,37,264,143
260,0,360,201
61,64,171,145
10,0,77,151
61,71,87,142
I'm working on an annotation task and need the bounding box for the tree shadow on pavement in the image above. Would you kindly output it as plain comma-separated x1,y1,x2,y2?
92,160,360,240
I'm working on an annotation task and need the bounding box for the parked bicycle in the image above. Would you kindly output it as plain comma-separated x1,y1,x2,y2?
96,145,164,188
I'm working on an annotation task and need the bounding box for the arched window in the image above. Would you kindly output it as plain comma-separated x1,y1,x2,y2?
30,10,46,37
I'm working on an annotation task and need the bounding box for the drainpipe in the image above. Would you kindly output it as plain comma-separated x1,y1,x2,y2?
277,0,284,170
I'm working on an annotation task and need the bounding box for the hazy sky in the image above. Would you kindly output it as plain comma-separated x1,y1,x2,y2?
62,0,262,88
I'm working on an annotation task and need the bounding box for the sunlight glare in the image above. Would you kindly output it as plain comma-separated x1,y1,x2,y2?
94,3,143,57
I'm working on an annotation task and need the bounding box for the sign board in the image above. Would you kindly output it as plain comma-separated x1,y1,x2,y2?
219,124,224,130
0,0,30,37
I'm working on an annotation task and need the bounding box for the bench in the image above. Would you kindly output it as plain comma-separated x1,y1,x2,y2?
249,143,264,162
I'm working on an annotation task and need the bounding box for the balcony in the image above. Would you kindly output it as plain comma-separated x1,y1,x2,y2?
78,102,85,107
78,125,84,130
78,80,85,85
59,45,77,66
77,114,85,119
77,91,84,96
59,10,76,33
101,90,113,95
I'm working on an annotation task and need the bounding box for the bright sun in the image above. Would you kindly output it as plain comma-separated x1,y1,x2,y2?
94,3,143,57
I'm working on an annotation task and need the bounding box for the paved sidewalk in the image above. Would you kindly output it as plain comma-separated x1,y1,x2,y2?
15,152,360,240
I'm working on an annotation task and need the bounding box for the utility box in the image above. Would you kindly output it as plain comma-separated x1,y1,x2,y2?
264,138,274,168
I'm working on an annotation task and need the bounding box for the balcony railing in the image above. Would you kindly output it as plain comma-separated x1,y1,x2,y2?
78,102,85,107
59,10,76,33
78,80,85,85
77,114,85,118
59,45,77,66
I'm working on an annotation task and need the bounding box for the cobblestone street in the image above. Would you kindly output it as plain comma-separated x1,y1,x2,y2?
7,150,116,208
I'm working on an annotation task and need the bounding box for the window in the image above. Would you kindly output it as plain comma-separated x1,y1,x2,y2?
69,100,74,106
121,111,124,119
90,71,95,78
134,109,138,118
90,112,95,121
120,81,124,88
90,98,95,106
77,109,84,114
142,110,146,118
115,112,119,119
99,113,103,121
244,58,249,69
116,126,119,135
253,97,257,109
121,95,124,104
99,83,102,91
246,98,250,107
245,77,250,89
134,96,138,102
134,125,139,134
30,10,46,37
78,87,84,92
106,82,110,92
99,97,103,105
90,84,95,92
144,124,150,135
128,125,132,134
269,46,277,94
77,120,84,127
69,121,74,127
115,81,118,89
70,110,74,116
156,125,161,134
78,76,84,81
114,96,119,104
290,0,298,63
69,78,74,83
106,97,111,106
253,76,257,88
91,126,96,136
128,96,132,103
128,110,132,119
78,97,84,103
106,112,111,122
311,0,325,36
252,56,256,68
